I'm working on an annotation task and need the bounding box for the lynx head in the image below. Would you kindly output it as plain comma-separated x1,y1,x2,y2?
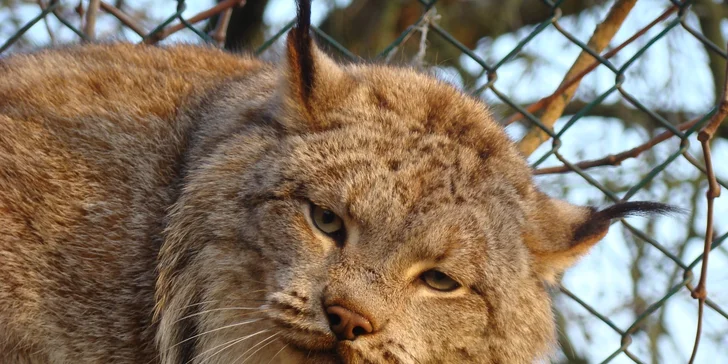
154,1,671,363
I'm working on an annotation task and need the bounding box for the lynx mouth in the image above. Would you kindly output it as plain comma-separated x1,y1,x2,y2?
274,320,338,350
286,341,365,364
285,339,343,364
278,331,383,364
276,327,367,363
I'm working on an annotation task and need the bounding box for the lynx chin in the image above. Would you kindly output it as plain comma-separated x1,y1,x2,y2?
0,0,672,363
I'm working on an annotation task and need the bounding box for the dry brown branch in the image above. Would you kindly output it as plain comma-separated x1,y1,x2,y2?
687,41,727,364
99,1,146,37
84,0,100,40
504,5,677,126
516,0,637,156
143,0,247,44
211,8,233,47
533,118,698,175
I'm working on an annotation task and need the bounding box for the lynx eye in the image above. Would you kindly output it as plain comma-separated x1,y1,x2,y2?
421,270,461,292
311,204,346,244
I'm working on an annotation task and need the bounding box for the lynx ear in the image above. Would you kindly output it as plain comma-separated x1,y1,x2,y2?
279,0,349,131
525,195,675,283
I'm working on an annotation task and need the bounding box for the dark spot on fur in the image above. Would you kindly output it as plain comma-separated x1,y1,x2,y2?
88,80,106,96
382,350,396,361
458,347,473,360
409,125,425,134
414,200,435,215
371,90,390,110
388,160,401,172
457,123,471,139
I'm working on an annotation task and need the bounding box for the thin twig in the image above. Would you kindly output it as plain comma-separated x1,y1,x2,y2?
384,8,436,63
687,41,727,364
84,0,100,40
99,1,146,37
210,8,233,47
37,0,56,45
144,0,246,44
504,6,677,126
533,118,698,175
412,8,439,69
517,0,638,156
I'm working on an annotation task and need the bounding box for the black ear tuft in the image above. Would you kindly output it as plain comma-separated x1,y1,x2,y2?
574,202,682,242
280,0,348,130
591,201,682,220
295,0,312,35
525,198,682,283
291,0,314,101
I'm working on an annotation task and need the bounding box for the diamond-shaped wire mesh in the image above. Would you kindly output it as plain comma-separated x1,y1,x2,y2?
1,0,725,362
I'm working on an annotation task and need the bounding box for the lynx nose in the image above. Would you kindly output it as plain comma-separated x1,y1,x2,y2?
325,305,373,340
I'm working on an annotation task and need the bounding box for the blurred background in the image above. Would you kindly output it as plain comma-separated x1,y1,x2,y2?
1,0,726,363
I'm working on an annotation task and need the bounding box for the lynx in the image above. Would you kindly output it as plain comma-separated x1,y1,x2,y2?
0,1,670,363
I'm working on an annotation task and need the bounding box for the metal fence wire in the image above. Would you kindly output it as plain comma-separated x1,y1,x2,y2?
0,0,726,363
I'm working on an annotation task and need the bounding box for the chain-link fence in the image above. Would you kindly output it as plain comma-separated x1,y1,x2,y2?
1,1,726,363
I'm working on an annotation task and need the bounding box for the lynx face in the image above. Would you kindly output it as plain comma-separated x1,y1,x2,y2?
160,106,552,363
154,28,668,364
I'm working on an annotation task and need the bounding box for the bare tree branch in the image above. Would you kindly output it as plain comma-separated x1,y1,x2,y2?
84,0,100,40
693,0,728,139
319,0,606,60
533,118,699,175
210,8,233,47
504,5,677,126
99,1,146,37
517,0,638,156
144,0,246,44
687,39,727,364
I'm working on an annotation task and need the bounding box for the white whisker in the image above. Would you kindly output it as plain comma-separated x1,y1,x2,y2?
171,318,264,349
173,288,270,313
191,329,271,364
176,300,219,312
240,334,281,364
174,307,269,324
230,332,280,364
265,343,289,364
185,337,249,364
